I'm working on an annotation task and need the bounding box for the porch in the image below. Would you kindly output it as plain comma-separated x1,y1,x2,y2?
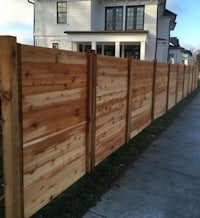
64,30,149,59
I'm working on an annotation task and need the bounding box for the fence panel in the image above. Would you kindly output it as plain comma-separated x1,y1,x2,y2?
21,45,88,217
0,36,199,218
95,56,128,165
168,64,178,110
131,60,154,138
154,62,168,119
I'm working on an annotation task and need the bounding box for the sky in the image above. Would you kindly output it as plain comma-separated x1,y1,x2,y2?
0,0,199,52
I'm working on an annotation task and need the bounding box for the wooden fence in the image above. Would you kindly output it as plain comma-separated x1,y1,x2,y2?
0,36,198,218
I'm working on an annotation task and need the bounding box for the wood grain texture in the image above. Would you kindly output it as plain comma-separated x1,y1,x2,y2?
131,60,154,138
177,64,184,102
126,58,133,142
168,64,177,110
1,37,197,218
0,36,24,218
21,45,88,217
183,66,189,97
188,66,193,94
23,123,86,217
95,56,128,165
154,62,168,119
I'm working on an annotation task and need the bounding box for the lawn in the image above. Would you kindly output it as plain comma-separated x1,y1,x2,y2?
0,81,199,218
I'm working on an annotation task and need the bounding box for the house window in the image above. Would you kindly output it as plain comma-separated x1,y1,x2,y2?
52,43,59,49
105,7,123,30
126,6,144,30
78,44,91,53
104,45,115,56
124,45,140,59
57,1,67,23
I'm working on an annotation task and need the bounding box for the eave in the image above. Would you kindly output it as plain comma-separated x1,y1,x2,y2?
64,30,149,34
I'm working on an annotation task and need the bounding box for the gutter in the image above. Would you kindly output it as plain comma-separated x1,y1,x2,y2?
27,0,35,45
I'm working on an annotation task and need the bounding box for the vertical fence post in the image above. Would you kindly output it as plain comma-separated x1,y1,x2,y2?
166,62,171,111
151,60,157,121
0,36,24,218
86,50,97,173
126,57,133,143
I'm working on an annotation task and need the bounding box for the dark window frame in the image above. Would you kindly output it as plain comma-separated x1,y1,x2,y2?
126,5,144,30
124,45,140,59
105,6,123,30
52,43,59,49
104,45,115,56
57,1,67,24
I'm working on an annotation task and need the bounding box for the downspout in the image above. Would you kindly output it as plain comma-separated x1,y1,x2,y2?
27,0,35,45
167,21,170,62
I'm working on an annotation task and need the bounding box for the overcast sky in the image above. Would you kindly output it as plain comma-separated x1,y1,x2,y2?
0,0,199,52
0,0,33,44
167,0,200,52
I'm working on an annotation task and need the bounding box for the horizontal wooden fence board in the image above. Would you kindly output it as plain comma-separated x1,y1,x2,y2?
22,63,87,95
21,45,87,64
23,87,86,111
95,56,128,166
23,99,87,143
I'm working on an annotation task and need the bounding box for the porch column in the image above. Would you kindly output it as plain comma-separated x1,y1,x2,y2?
67,41,73,51
115,41,120,57
102,45,105,55
72,42,78,51
91,41,96,51
140,41,146,60
121,44,125,58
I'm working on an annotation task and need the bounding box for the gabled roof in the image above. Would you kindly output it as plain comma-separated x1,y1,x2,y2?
170,37,180,47
162,0,177,30
169,37,193,56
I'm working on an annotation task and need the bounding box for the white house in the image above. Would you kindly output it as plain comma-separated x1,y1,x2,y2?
30,0,176,62
169,37,193,65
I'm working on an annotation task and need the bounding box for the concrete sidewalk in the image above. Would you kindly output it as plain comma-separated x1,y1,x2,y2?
83,92,200,218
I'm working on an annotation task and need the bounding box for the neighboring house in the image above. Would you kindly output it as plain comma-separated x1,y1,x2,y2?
169,37,193,65
182,49,193,65
31,0,176,62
